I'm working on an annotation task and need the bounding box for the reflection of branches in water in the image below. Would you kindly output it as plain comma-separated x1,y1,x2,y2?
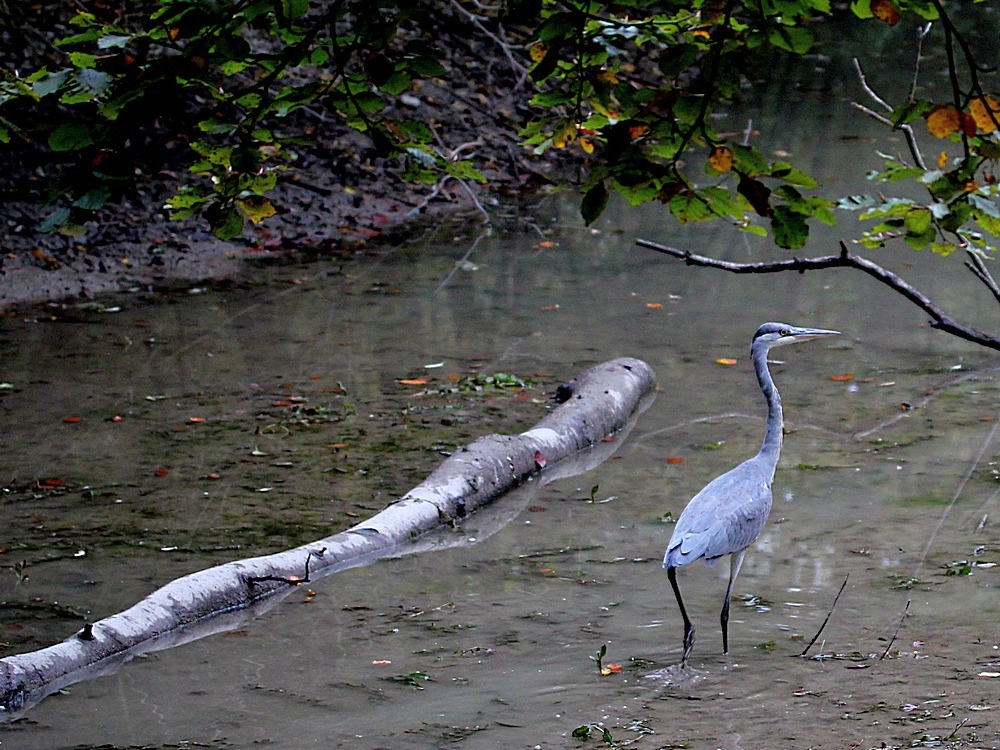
912,416,1000,578
851,370,986,440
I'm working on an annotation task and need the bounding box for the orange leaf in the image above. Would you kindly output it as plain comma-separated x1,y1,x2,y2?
533,240,556,249
398,378,429,385
715,358,737,366
666,457,684,464
187,417,205,424
708,145,734,173
971,96,1000,134
111,415,123,422
871,0,902,25
38,478,66,488
926,104,960,138
830,374,854,382
447,375,462,381
646,302,663,309
606,663,623,673
601,435,617,442
541,304,560,310
938,151,948,169
372,659,392,665
539,568,554,573
272,400,292,407
154,468,169,477
63,416,81,423
628,124,650,139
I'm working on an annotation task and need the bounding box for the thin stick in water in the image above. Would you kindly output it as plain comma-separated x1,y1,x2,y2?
799,574,849,657
880,599,911,660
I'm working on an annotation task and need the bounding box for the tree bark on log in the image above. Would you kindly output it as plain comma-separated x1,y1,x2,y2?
0,357,655,717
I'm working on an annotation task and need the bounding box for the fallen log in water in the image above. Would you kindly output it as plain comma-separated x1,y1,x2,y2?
0,357,655,716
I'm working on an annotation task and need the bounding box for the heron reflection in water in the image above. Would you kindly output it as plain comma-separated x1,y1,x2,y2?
663,322,840,665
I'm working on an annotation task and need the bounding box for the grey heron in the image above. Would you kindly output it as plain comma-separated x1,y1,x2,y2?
663,321,840,665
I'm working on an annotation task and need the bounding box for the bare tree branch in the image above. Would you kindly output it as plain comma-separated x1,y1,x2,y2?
635,238,1000,352
964,251,1000,305
853,58,926,170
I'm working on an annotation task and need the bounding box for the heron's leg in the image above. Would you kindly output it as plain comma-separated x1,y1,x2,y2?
721,549,747,654
667,566,695,666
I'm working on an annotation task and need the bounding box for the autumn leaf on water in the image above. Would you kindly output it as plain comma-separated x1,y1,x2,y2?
871,0,902,25
38,478,66,488
715,358,737,366
272,400,293,407
666,457,684,464
971,96,1000,134
646,302,663,309
154,468,169,477
830,374,854,382
63,416,81,423
399,378,429,385
533,241,556,249
187,417,205,424
708,145,734,173
926,104,960,138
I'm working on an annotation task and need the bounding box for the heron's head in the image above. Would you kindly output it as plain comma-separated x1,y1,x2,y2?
752,322,840,350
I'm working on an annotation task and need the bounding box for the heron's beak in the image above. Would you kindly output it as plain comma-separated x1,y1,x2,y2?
789,327,840,342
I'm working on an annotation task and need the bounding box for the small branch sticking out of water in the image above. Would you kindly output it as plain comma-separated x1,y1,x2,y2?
799,574,849,658
880,599,910,660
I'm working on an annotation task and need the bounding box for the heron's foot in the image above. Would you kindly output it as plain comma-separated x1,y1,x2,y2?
681,623,695,667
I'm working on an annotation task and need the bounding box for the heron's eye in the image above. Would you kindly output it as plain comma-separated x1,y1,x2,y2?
779,328,791,336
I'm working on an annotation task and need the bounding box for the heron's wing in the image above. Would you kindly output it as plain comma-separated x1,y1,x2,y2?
663,459,773,568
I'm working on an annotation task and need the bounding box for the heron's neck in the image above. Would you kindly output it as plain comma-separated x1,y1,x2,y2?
753,341,782,477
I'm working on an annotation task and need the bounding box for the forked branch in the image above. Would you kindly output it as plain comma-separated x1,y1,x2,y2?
635,238,1000,352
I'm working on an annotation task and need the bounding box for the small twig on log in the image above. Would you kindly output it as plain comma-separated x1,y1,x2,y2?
636,238,1000,352
880,599,910,660
245,547,326,588
853,58,926,170
799,573,849,657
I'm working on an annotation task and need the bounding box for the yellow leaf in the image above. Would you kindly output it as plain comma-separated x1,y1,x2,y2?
553,123,577,149
715,358,737,366
938,151,948,169
871,0,902,25
591,101,620,121
692,29,710,39
529,42,547,63
628,124,649,140
579,137,595,154
970,96,1000,134
239,196,277,224
596,70,619,84
708,145,734,173
926,104,960,139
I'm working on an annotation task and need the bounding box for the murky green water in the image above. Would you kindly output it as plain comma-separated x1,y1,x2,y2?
5,69,1000,749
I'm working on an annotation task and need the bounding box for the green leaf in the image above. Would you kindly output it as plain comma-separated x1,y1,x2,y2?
68,52,98,69
850,0,873,18
240,172,278,195
40,207,71,233
410,57,446,78
930,242,957,257
281,0,310,21
72,187,111,211
380,73,412,96
74,69,113,95
581,181,609,225
209,206,244,240
48,123,94,151
769,26,814,54
669,191,714,223
969,193,1000,219
33,70,71,98
731,144,768,177
538,12,578,42
445,160,487,183
903,207,933,235
97,34,131,49
198,118,237,134
772,205,809,249
771,162,818,189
